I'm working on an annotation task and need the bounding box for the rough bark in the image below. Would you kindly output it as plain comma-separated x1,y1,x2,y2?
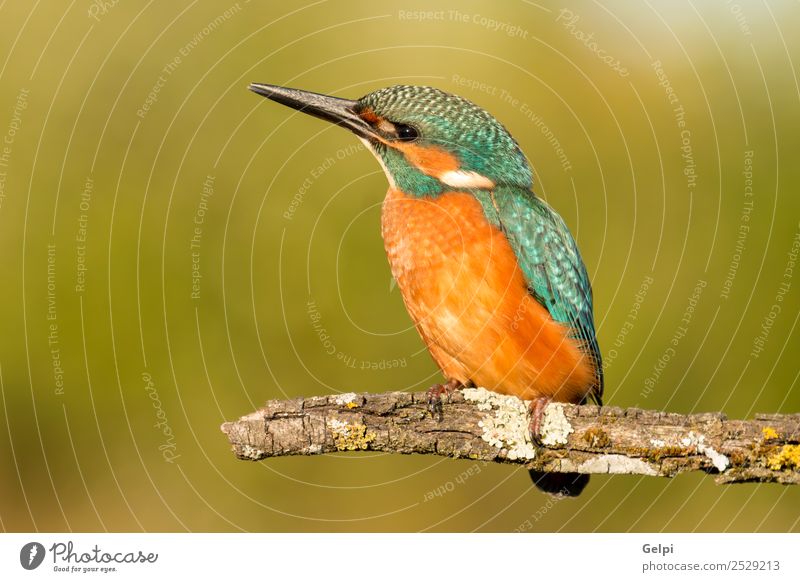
220,388,800,485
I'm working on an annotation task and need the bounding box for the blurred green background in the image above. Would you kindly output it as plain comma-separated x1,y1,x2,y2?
1,0,798,532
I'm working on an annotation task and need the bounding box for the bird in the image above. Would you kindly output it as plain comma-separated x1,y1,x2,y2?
250,83,603,496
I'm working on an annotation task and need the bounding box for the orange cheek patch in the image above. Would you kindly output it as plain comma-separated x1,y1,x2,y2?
359,108,380,123
394,142,460,177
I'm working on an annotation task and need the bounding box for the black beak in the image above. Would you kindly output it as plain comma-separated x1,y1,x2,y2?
249,83,378,142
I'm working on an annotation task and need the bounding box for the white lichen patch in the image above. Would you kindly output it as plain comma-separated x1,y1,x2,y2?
333,392,360,408
650,439,666,448
239,444,266,460
700,445,729,472
577,454,658,476
462,386,496,407
328,418,350,435
463,387,536,461
539,403,573,446
682,431,729,472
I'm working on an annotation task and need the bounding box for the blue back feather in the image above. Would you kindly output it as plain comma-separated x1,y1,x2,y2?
490,185,603,403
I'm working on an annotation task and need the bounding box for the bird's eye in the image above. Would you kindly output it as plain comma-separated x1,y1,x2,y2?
395,124,418,142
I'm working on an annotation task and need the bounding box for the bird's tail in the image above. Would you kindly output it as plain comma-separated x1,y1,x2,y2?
528,470,589,497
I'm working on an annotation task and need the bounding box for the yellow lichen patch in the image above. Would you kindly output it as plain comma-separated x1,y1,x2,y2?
328,418,376,451
762,427,779,441
582,428,611,448
345,402,359,409
766,444,800,471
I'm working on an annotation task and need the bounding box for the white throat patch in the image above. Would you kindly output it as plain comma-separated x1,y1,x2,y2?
439,170,495,190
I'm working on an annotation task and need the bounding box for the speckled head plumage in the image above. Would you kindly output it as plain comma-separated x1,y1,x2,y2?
356,85,533,194
249,83,533,197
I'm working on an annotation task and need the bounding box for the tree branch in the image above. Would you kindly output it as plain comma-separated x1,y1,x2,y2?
220,388,800,485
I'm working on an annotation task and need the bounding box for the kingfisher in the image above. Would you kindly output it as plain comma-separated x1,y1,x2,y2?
250,83,603,496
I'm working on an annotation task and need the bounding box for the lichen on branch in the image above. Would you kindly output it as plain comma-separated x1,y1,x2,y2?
220,389,800,485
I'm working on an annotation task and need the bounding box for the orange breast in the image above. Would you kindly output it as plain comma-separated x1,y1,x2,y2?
381,188,593,403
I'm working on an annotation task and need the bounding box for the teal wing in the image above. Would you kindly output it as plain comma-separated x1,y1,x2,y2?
488,185,603,403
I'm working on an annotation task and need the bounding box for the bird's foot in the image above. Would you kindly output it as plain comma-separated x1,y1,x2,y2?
528,396,552,446
427,378,468,421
